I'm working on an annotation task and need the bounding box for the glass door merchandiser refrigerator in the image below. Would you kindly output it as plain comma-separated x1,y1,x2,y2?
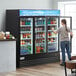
5,10,72,68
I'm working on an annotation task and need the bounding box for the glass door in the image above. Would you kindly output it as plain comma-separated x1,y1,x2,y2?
20,18,33,55
35,17,46,54
47,17,58,52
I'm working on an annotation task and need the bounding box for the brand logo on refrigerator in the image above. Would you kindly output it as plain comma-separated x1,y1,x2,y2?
19,10,60,16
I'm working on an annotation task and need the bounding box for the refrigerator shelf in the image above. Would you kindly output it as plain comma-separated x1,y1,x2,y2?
36,37,45,39
48,30,56,32
20,25,31,27
48,24,57,26
21,38,31,40
21,44,31,47
20,51,32,55
48,50,58,53
20,31,31,33
48,37,57,38
35,31,45,33
35,25,45,27
36,43,45,45
48,42,57,44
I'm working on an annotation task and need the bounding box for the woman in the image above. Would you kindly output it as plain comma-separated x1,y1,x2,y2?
52,19,73,66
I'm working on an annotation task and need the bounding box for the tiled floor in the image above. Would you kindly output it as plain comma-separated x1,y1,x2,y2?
0,62,71,76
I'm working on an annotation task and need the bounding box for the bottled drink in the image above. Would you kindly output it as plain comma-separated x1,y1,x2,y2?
40,33,41,37
40,45,43,53
36,34,37,38
51,21,53,24
22,21,25,25
38,33,39,38
47,33,49,37
25,21,27,25
20,21,22,25
51,38,54,42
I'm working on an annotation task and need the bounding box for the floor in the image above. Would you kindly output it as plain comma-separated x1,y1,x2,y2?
0,62,71,76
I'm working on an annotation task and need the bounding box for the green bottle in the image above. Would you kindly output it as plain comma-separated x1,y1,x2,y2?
10,34,12,39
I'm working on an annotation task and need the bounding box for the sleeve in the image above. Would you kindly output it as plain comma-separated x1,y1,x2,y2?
57,27,61,33
67,27,72,32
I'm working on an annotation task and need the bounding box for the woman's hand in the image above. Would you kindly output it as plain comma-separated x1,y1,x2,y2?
51,27,57,34
70,32,73,38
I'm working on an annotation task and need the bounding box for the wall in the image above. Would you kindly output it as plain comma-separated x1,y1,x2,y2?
0,0,52,31
52,0,76,9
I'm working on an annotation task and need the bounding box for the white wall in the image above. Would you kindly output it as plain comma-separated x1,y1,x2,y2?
0,0,52,31
52,0,76,9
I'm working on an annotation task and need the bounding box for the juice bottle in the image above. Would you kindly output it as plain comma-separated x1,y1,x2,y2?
51,38,54,42
43,20,44,25
51,21,53,24
48,20,50,24
38,33,39,38
22,34,24,38
25,21,26,25
40,45,43,53
28,21,31,25
22,40,23,45
41,32,42,37
37,46,40,53
20,40,22,46
25,34,26,38
20,21,22,25
39,33,40,38
22,21,25,25
39,33,41,37
24,34,26,38
26,21,27,25
36,34,37,38
22,27,24,31
26,34,27,38
49,32,51,37
48,32,49,37
42,33,44,37
41,39,43,43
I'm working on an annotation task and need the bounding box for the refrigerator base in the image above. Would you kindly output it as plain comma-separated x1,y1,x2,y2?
19,52,60,67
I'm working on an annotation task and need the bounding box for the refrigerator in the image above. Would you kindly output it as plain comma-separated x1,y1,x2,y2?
5,10,72,67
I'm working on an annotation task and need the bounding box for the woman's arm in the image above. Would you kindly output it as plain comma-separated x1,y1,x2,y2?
67,27,73,38
52,30,58,34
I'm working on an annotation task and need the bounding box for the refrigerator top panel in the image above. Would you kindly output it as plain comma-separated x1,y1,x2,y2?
19,10,60,16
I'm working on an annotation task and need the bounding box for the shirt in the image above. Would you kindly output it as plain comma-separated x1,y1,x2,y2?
57,26,71,41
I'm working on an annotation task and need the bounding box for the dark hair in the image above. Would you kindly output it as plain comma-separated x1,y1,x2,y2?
61,19,68,32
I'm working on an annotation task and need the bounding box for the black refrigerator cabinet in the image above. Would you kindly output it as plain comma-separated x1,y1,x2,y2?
6,9,61,68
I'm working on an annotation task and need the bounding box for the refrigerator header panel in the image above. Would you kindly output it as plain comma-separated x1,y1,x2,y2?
19,10,60,16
